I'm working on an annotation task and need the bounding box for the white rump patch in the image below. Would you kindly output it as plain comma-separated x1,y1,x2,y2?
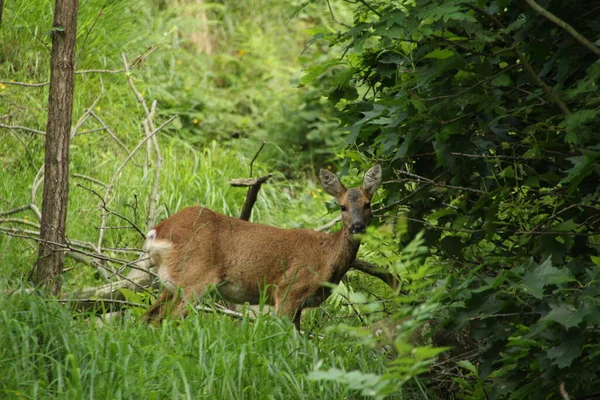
142,229,157,252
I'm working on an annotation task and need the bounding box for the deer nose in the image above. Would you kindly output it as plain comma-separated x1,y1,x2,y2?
350,222,366,234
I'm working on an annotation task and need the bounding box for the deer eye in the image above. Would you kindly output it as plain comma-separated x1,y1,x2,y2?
340,205,347,212
364,203,371,210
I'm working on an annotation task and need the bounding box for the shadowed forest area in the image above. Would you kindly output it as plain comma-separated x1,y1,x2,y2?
1,0,599,399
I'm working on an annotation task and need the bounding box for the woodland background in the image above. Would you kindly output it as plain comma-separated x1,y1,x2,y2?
1,0,599,399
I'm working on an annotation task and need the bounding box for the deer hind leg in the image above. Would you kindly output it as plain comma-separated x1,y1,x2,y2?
164,271,223,320
144,288,172,324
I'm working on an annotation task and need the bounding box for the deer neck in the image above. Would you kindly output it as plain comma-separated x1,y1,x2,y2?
329,227,361,282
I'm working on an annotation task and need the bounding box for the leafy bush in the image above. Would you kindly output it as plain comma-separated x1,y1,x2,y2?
305,0,600,397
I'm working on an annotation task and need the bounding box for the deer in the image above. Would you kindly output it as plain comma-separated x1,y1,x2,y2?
143,164,382,330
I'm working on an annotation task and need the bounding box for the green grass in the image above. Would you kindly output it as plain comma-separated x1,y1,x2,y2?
0,292,401,400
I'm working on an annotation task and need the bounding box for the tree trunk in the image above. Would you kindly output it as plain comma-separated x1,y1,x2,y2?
31,0,79,295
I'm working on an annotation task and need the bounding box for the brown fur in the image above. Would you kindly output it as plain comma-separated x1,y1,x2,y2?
144,165,382,329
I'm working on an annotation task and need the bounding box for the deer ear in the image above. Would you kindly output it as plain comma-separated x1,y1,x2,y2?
319,169,346,198
362,164,382,198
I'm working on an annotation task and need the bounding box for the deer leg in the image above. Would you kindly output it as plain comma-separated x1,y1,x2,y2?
167,275,221,320
144,288,172,324
274,291,303,329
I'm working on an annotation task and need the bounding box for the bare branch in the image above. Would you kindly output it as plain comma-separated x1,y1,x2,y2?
0,123,46,135
230,174,273,221
314,215,342,232
73,173,107,187
0,80,49,88
0,204,32,217
249,141,266,177
89,110,131,156
524,0,600,57
96,115,176,252
464,3,570,115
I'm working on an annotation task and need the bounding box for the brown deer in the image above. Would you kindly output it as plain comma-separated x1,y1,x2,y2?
143,164,382,329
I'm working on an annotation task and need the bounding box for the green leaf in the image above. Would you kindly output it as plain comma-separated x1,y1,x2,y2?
522,258,573,299
456,360,477,374
300,60,340,85
541,302,589,329
560,154,597,188
423,48,454,59
546,339,582,368
551,219,578,232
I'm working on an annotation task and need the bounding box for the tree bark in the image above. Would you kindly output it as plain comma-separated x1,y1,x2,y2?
31,0,79,295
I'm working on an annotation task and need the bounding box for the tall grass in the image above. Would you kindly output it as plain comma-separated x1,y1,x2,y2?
0,292,401,399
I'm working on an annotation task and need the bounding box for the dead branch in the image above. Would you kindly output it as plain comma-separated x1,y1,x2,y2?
73,173,107,187
249,140,266,177
95,115,176,254
0,123,46,135
77,183,145,239
71,78,105,139
88,110,131,156
314,215,342,232
0,204,32,217
231,174,273,221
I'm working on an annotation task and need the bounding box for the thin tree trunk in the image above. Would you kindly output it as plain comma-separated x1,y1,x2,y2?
31,0,79,295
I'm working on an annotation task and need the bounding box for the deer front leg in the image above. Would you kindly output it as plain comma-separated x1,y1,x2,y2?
274,290,303,330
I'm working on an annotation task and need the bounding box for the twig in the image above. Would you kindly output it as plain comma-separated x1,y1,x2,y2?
325,0,351,28
0,123,46,135
0,80,49,88
71,78,105,138
96,115,175,252
524,0,600,57
146,102,162,229
314,215,342,232
0,204,32,217
249,140,266,177
357,0,381,17
122,53,162,229
559,382,570,400
89,110,131,156
196,304,246,320
514,48,569,115
73,173,107,187
77,183,146,239
58,298,146,308
0,218,40,229
31,164,45,220
422,65,517,101
76,68,126,75
394,170,489,195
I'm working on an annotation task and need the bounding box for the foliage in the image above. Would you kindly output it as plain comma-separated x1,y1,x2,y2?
305,0,600,397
